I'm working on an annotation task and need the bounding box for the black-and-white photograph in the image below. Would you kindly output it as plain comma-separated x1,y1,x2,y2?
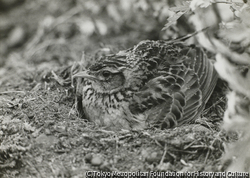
0,0,250,177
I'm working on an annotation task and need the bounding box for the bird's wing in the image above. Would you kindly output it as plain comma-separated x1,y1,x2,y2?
128,43,217,129
183,44,218,105
180,45,218,124
128,72,202,129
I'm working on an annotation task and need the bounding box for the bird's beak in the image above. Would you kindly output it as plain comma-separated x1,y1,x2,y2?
72,71,98,81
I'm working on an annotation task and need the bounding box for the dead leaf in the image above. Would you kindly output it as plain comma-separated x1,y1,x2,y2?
162,10,189,31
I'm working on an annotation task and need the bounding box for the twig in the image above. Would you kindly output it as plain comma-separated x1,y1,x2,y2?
204,150,210,164
160,144,168,165
51,70,65,86
203,96,225,113
0,91,26,95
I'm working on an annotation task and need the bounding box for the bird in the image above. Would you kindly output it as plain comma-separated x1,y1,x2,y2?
73,40,218,130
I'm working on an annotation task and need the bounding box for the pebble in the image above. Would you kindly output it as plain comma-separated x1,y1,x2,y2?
91,154,103,166
26,112,34,119
84,153,92,163
99,161,110,171
44,128,51,135
54,125,66,133
156,162,172,171
145,151,161,164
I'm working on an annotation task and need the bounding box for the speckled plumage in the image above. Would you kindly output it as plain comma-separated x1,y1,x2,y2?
74,40,218,130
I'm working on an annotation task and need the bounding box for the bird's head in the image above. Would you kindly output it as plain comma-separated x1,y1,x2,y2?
73,66,128,94
73,43,162,94
72,51,139,94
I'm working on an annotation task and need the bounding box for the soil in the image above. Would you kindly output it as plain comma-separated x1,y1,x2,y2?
0,1,232,177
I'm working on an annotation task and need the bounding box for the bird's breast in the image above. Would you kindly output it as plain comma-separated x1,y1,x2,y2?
81,84,137,129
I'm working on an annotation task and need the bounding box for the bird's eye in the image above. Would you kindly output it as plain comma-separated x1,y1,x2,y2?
101,70,112,78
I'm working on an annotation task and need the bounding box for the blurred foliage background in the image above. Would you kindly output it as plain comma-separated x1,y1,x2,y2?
0,0,195,68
